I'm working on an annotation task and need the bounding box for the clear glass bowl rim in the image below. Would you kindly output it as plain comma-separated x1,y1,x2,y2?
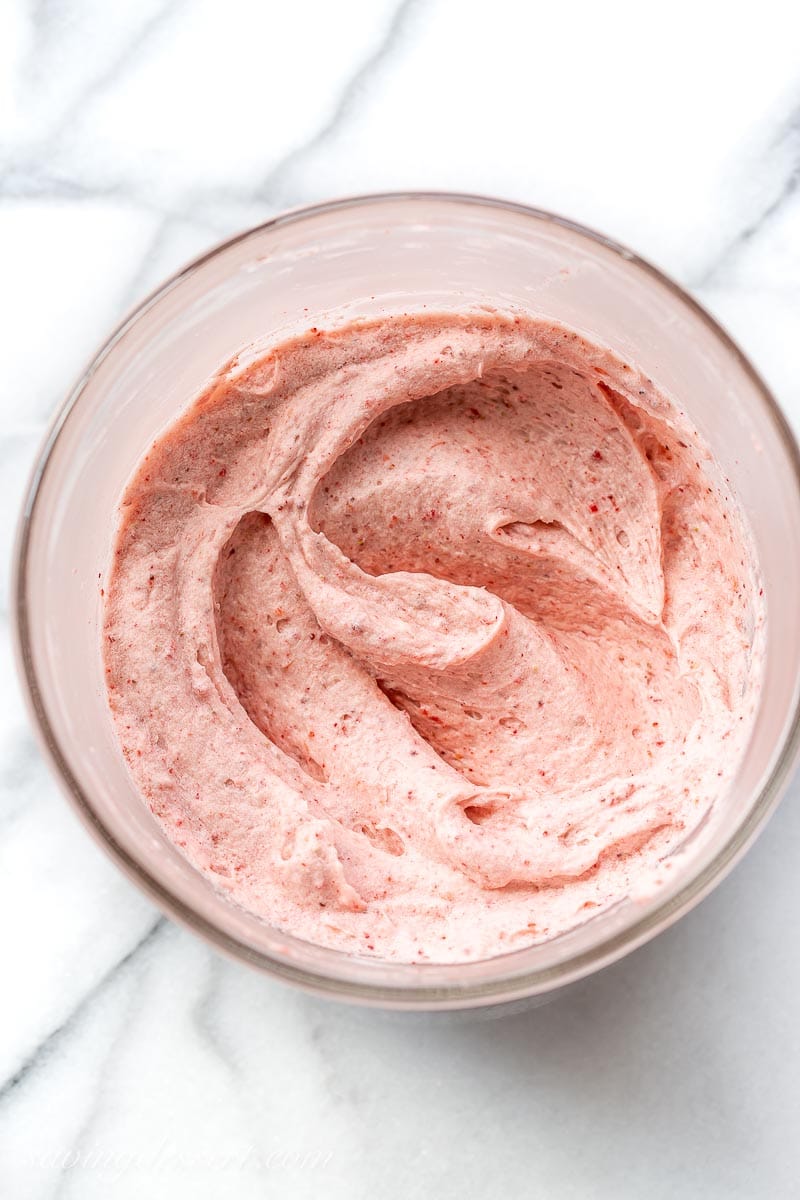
12,190,800,1009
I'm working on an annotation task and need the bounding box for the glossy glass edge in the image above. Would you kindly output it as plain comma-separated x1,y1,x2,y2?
11,190,800,1010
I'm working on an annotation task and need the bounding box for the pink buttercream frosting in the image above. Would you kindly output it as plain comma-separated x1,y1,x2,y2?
104,311,763,962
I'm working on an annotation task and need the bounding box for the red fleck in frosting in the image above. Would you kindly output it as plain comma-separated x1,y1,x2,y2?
103,311,763,962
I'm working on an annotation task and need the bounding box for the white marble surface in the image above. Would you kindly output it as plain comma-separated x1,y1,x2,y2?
3,1,800,1195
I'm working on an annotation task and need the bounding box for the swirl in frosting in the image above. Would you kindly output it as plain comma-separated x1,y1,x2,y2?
104,312,762,962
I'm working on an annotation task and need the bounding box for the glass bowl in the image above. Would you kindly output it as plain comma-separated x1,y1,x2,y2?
13,193,800,1010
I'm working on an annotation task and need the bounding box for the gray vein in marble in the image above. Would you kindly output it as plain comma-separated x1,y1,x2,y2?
1,0,424,233
116,213,178,312
190,954,242,1082
0,2,194,239
49,955,153,1200
694,100,800,288
0,167,174,223
26,0,186,159
0,168,265,248
0,917,165,1105
303,1009,369,1113
257,0,425,208
30,0,90,35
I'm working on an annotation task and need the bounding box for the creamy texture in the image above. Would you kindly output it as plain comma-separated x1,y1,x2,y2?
104,312,762,962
